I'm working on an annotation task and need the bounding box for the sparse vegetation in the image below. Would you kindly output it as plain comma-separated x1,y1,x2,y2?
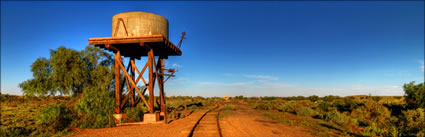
240,81,425,137
219,104,235,118
34,103,72,136
0,95,72,136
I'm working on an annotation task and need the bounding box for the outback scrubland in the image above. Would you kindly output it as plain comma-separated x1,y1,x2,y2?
239,85,424,137
1,46,424,137
2,83,424,137
0,94,223,136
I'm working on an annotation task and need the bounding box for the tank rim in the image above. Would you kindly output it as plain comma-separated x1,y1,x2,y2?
112,11,167,20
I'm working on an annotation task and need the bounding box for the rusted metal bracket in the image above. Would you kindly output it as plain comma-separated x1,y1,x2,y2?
177,32,186,48
113,18,129,37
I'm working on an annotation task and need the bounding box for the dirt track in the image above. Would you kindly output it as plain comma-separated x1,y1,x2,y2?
72,102,313,137
220,103,313,137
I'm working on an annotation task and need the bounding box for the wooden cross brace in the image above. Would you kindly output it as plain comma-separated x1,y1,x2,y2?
113,45,167,118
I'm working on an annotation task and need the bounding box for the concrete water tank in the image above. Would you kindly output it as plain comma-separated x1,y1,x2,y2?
112,11,169,39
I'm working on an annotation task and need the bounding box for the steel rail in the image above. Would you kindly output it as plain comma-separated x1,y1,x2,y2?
187,105,223,137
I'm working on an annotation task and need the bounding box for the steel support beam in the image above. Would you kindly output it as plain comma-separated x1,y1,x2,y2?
148,49,155,113
114,50,121,114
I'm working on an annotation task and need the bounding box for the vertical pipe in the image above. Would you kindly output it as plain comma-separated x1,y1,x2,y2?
115,51,121,114
130,58,135,107
159,57,167,124
148,49,154,113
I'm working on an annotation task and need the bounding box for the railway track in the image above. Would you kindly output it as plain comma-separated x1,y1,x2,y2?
188,105,223,137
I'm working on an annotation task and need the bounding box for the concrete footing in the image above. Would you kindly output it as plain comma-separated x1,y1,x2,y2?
113,114,126,123
143,113,160,123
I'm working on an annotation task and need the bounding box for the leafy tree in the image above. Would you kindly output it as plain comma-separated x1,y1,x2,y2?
19,46,113,96
19,58,54,96
403,81,425,108
50,46,88,95
20,46,117,129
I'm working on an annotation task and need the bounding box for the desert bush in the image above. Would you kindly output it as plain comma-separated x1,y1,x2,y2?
296,107,316,116
35,103,72,134
321,110,347,125
187,105,200,112
222,105,233,110
362,123,402,137
343,97,358,109
322,95,336,102
332,98,358,112
124,106,144,122
275,101,305,113
400,108,425,136
362,122,387,136
295,96,305,100
235,95,245,100
372,96,382,102
1,125,34,137
308,95,319,102
74,85,115,128
350,99,392,127
317,101,335,112
253,101,274,110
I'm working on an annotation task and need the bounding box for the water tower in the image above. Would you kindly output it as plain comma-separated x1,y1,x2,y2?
88,11,183,124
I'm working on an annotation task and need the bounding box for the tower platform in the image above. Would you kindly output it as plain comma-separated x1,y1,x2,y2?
89,34,182,59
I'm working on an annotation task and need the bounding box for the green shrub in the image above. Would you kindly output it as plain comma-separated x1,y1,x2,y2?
276,101,300,113
350,99,392,127
362,122,387,136
295,96,305,100
296,107,316,116
178,112,186,118
222,105,233,110
254,101,274,110
124,107,144,122
403,82,425,108
1,125,34,137
308,95,319,102
372,96,382,102
235,95,244,100
343,98,358,109
317,101,336,112
400,108,425,136
74,86,115,128
323,95,336,102
35,103,72,134
322,110,347,125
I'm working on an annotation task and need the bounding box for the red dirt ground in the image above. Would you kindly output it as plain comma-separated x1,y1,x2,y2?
220,103,313,137
71,102,313,137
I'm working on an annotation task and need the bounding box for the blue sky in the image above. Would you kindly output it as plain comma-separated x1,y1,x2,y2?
1,1,424,97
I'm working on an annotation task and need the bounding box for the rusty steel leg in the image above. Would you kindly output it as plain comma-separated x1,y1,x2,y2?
130,58,135,107
148,49,155,113
115,51,121,114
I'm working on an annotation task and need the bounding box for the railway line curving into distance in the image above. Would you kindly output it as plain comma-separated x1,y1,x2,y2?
187,104,224,137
